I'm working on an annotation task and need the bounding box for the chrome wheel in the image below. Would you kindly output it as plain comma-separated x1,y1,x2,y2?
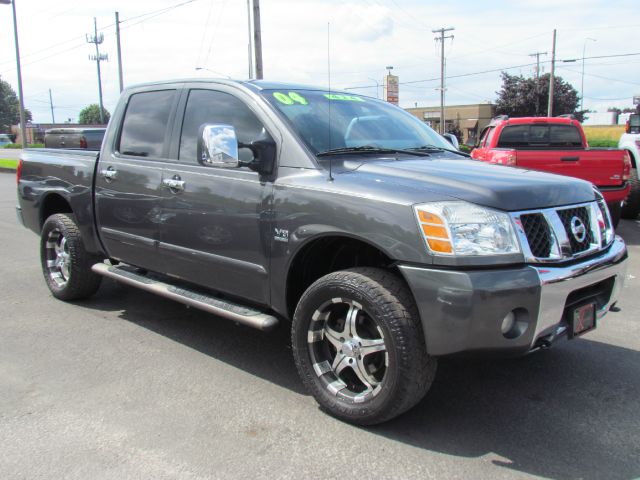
44,229,71,287
307,298,388,403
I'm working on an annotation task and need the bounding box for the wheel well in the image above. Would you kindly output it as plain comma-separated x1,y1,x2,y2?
40,194,72,229
286,236,394,318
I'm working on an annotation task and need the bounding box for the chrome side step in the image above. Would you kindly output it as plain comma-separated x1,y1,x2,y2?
91,263,279,331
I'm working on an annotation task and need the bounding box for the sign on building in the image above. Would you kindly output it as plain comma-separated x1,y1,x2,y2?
384,74,399,105
633,95,640,105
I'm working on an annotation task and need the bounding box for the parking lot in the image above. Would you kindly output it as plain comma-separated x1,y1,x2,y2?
1,171,639,479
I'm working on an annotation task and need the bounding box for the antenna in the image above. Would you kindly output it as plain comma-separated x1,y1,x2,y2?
327,22,333,182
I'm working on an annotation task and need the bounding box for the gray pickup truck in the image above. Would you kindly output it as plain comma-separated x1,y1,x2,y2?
16,79,628,425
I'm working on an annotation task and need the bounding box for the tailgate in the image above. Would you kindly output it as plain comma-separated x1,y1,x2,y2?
515,149,623,187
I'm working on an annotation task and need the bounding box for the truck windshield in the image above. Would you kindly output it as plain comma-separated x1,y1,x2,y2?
261,89,451,155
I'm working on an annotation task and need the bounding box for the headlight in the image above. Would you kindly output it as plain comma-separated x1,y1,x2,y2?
414,201,521,256
593,190,614,245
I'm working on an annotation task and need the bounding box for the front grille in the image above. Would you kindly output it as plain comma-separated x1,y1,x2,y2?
557,207,592,254
520,213,552,257
513,200,610,263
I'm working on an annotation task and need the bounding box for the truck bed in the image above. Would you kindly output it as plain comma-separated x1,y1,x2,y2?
17,148,101,253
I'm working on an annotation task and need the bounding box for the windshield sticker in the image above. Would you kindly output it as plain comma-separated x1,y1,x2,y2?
323,94,365,102
272,92,308,105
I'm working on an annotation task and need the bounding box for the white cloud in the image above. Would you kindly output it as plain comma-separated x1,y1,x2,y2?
1,0,639,123
334,4,394,42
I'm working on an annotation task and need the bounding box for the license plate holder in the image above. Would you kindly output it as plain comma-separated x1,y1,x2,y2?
570,303,597,338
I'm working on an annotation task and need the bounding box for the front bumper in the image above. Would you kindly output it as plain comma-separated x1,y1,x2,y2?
399,236,628,356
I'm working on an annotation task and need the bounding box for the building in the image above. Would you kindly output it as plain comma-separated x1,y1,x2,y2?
405,103,496,145
582,111,618,126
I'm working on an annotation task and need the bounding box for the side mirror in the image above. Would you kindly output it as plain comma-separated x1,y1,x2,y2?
198,124,240,168
239,129,277,175
441,133,460,150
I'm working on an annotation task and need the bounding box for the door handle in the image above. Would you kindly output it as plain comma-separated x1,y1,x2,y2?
100,167,118,181
561,156,580,162
162,177,186,191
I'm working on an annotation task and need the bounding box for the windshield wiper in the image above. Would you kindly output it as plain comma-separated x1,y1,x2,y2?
316,145,429,157
408,144,469,156
408,144,449,151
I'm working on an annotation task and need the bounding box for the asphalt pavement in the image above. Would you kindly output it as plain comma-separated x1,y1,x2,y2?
1,172,639,480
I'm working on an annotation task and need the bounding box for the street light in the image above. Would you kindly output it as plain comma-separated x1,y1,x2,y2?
1,0,27,148
367,77,380,99
581,37,596,111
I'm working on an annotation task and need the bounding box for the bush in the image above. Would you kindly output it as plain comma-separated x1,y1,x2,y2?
2,143,44,149
586,139,618,148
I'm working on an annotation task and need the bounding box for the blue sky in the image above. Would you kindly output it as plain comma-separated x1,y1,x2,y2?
1,0,639,123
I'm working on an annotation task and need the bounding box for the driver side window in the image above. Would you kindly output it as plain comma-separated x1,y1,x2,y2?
179,89,265,164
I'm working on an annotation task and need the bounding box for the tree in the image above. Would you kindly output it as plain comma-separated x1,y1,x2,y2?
78,104,110,125
0,79,32,133
495,72,586,122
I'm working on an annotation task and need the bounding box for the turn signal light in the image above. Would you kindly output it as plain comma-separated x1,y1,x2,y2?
416,209,453,254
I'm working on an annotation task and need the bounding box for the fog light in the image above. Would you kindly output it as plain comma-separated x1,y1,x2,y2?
501,311,516,335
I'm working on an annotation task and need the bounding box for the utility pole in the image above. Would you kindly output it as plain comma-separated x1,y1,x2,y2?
529,51,547,116
48,89,55,123
547,29,556,117
252,0,263,79
529,51,547,80
433,27,454,134
2,0,28,148
86,17,108,124
115,12,124,92
246,0,253,78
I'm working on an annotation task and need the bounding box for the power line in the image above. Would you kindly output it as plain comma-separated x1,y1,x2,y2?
584,95,634,101
347,52,640,89
557,65,640,86
0,0,203,70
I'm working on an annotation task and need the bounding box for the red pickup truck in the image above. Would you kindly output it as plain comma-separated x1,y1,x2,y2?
471,116,631,225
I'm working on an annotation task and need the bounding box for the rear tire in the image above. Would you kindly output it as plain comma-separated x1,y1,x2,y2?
621,166,640,219
40,213,103,300
291,267,437,425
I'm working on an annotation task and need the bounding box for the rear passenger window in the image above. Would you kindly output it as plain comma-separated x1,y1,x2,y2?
497,125,529,147
498,124,582,148
179,89,265,164
550,125,582,146
119,90,176,158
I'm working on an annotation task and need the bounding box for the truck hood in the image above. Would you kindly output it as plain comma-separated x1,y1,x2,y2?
336,156,596,211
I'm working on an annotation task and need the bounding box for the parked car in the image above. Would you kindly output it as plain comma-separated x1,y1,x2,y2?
16,80,628,425
0,133,12,147
44,128,106,150
470,116,632,226
618,113,640,218
441,132,460,150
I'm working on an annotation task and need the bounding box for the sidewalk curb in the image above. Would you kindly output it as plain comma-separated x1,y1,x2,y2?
0,168,16,174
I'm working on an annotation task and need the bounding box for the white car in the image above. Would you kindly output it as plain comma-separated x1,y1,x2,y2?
619,113,640,219
0,134,13,147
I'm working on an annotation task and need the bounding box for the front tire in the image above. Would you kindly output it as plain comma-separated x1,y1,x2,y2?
40,213,102,300
291,268,437,425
